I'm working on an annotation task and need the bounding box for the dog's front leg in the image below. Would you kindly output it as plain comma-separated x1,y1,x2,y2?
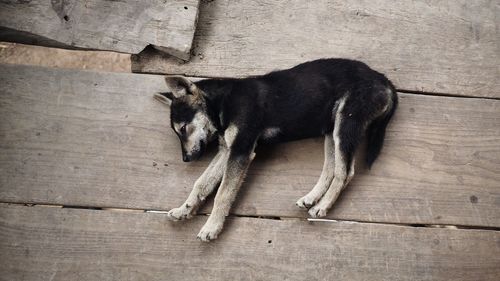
167,146,228,221
197,150,255,241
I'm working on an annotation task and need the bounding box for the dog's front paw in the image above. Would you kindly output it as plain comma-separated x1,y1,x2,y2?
296,195,317,209
166,205,192,221
308,206,328,218
197,221,223,242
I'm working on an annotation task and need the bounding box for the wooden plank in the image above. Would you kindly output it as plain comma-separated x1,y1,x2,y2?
1,64,499,227
0,0,199,60
0,42,131,73
131,0,500,98
0,204,499,281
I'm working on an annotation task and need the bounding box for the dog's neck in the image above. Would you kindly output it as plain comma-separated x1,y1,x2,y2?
196,79,235,135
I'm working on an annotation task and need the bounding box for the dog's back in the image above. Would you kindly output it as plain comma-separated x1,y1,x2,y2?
197,58,397,166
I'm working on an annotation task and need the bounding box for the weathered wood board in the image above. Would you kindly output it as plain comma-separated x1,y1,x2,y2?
0,204,499,281
1,64,499,227
132,0,500,98
0,42,131,73
0,0,200,60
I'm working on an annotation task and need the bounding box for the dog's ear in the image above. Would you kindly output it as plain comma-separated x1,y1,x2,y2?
153,92,174,106
164,75,201,99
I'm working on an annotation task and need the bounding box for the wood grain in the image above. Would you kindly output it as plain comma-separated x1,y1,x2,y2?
0,42,131,73
1,64,499,227
0,0,199,60
0,204,499,281
132,0,500,98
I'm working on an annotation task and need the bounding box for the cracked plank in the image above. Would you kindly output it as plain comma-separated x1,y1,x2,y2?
0,0,200,60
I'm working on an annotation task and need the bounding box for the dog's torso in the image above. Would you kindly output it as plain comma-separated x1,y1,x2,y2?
197,58,394,145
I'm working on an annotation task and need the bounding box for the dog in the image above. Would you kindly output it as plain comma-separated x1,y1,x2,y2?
154,58,398,241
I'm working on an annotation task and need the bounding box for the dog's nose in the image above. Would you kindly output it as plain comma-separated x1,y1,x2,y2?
182,154,190,162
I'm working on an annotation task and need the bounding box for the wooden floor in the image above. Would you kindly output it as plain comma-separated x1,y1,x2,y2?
1,0,499,280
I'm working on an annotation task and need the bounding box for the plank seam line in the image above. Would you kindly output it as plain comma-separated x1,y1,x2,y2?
2,202,499,232
397,89,500,101
132,70,500,101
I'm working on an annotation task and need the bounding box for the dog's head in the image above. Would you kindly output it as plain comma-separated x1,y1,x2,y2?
155,76,216,162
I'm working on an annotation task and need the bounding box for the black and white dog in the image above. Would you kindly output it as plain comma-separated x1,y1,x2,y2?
154,59,398,241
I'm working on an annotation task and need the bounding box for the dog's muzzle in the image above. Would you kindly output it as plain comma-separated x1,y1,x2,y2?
182,140,206,162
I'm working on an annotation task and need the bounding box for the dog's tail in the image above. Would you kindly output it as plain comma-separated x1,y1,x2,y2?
365,85,398,169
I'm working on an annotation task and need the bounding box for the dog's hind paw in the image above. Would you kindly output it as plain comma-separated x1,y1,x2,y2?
296,196,316,209
308,206,328,218
197,221,223,242
166,205,192,221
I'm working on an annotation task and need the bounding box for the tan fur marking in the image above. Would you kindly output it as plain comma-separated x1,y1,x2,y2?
309,96,351,218
224,124,238,148
296,134,335,208
197,146,256,241
181,112,216,156
261,127,280,140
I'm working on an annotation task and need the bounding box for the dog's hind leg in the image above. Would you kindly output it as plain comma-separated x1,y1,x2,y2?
167,145,228,221
309,99,362,218
296,134,335,208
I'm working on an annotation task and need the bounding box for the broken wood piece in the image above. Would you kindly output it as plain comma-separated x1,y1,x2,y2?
0,0,200,60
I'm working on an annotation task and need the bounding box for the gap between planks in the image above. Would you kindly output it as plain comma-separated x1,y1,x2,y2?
135,72,500,101
4,43,493,101
3,202,499,232
397,89,500,101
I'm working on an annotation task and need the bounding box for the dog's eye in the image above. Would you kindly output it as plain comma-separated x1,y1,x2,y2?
180,124,187,134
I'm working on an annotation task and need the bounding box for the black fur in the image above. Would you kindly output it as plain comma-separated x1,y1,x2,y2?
193,58,397,166
365,83,398,168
